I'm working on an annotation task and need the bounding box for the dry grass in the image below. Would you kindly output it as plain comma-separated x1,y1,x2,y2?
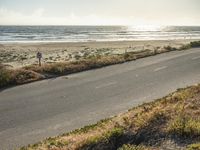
0,64,44,88
20,84,200,150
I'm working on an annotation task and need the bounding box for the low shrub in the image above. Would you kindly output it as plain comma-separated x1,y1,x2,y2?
0,66,12,88
179,44,191,50
164,46,177,51
12,69,43,84
0,67,43,88
190,41,200,48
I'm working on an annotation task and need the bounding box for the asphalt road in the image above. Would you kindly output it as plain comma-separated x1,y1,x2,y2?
1,48,200,149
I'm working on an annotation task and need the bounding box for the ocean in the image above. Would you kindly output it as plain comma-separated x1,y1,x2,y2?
0,26,200,43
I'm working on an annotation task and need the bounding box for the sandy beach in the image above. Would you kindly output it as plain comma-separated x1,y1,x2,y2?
0,39,197,68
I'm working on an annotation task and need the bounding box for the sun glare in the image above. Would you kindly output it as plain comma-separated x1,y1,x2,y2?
129,24,164,31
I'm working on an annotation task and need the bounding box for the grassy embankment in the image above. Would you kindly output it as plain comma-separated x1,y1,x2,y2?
1,41,200,88
21,84,200,150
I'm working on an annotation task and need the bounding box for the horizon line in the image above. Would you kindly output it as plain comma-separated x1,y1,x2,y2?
0,24,200,27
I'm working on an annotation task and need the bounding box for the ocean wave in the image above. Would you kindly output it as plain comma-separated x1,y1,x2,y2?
0,25,200,43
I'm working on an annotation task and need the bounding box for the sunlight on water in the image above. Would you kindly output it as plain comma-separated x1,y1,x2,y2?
128,25,165,32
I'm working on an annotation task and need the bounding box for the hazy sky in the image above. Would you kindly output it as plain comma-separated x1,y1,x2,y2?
0,0,200,26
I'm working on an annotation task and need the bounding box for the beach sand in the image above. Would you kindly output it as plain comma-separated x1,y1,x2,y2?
0,39,196,68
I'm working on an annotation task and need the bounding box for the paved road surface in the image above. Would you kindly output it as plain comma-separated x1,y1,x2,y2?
1,48,200,149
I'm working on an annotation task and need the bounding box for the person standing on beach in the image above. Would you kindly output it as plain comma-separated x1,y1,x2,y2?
36,51,42,66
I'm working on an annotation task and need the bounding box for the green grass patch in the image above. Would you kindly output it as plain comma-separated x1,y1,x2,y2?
85,127,124,146
78,127,125,150
187,143,200,150
118,144,148,150
63,118,111,136
168,116,200,137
